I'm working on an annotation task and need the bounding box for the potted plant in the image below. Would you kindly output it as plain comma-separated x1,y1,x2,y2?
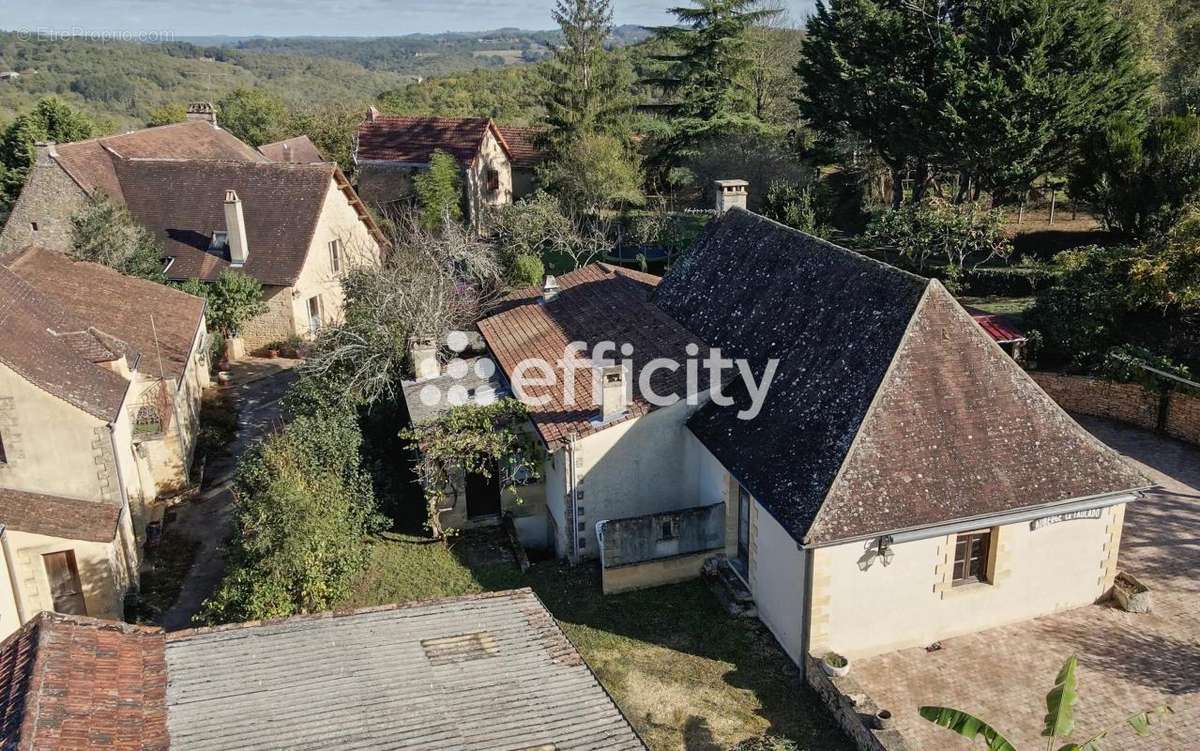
822,652,851,678
1113,571,1151,613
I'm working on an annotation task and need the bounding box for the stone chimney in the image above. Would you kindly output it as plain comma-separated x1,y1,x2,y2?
187,102,217,127
366,105,381,122
409,336,440,380
597,364,628,423
223,190,249,267
541,275,561,304
714,179,749,215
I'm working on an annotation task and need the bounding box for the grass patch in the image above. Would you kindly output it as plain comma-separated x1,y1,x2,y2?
340,532,852,751
959,295,1035,326
128,529,201,624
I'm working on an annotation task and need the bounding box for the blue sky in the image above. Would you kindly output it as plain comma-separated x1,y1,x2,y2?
4,1,817,38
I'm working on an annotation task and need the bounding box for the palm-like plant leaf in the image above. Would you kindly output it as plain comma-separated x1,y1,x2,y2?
1043,656,1080,740
918,706,1018,751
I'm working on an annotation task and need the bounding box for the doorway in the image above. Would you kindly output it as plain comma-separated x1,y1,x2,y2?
43,550,87,615
734,484,751,578
465,462,501,520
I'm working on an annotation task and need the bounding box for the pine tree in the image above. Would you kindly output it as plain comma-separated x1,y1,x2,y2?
643,0,780,163
542,0,635,151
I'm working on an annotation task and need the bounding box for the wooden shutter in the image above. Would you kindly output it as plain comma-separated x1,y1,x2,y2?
43,551,87,615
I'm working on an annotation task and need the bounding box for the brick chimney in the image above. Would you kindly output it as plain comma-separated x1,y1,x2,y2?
409,336,440,380
714,179,749,215
597,364,628,423
223,190,249,267
540,275,561,304
187,102,217,127
366,105,381,122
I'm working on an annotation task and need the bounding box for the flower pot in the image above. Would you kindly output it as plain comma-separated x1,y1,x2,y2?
872,710,894,730
1114,571,1151,613
821,653,851,678
217,371,231,385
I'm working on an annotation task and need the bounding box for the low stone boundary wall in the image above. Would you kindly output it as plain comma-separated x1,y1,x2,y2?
804,655,913,751
1030,372,1200,447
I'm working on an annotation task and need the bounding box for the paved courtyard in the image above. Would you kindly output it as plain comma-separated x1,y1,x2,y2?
854,416,1200,750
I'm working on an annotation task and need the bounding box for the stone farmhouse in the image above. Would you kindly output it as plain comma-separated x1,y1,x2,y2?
354,110,544,225
417,208,1149,670
0,247,209,636
0,589,646,751
0,114,387,351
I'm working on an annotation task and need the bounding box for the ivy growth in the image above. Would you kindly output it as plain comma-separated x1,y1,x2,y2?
399,399,543,538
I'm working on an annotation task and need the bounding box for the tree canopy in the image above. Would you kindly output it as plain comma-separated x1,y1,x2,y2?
69,196,166,282
0,97,97,215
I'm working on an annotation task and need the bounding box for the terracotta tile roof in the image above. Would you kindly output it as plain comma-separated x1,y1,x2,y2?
478,263,709,447
4,247,205,382
968,308,1028,344
0,488,122,543
657,210,1148,545
0,613,168,751
0,267,130,422
494,125,546,167
356,115,511,164
257,135,325,164
164,589,646,751
52,120,265,201
113,159,336,285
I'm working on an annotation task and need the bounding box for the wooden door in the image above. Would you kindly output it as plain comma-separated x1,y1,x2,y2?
43,551,87,615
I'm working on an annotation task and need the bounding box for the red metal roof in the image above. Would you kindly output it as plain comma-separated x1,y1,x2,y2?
969,310,1027,344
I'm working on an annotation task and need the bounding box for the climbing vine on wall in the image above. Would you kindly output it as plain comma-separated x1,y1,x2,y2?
399,398,543,538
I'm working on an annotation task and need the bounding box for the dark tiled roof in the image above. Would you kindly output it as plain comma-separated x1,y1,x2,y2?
4,247,205,382
115,159,336,285
478,263,709,447
53,120,265,201
494,125,546,167
656,209,1146,545
0,267,130,422
0,487,122,542
356,115,510,164
164,589,646,751
0,613,169,751
257,135,325,164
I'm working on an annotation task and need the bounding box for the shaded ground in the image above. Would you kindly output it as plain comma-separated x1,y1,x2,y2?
854,416,1200,750
342,529,851,751
156,357,299,631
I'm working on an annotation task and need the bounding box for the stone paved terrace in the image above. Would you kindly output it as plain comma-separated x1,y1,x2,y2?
854,416,1200,750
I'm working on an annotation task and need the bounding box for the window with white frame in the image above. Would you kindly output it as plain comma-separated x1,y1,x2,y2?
328,238,343,273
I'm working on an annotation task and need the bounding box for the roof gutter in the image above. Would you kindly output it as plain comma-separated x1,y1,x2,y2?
801,488,1149,550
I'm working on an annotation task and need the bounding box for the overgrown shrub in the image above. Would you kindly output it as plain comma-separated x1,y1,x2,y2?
761,177,832,236
962,266,1060,297
197,407,385,624
863,199,1012,271
178,270,269,338
413,149,463,230
69,196,167,282
510,254,546,287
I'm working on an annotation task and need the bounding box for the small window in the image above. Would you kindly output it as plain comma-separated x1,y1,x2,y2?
30,221,38,232
328,239,343,273
659,519,676,541
485,167,500,193
307,295,323,334
210,231,228,250
952,530,992,586
0,431,7,464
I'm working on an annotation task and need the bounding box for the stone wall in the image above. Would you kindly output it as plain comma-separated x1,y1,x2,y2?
1030,372,1200,447
805,654,914,751
0,151,90,254
238,284,296,352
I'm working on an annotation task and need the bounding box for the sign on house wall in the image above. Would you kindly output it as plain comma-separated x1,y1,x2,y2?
1030,508,1103,531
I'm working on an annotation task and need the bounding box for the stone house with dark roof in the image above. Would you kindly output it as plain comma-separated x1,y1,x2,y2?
0,590,646,751
469,208,1148,664
354,110,545,225
0,248,209,637
0,118,386,352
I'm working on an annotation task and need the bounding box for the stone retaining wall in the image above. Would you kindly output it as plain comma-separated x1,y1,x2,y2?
1030,372,1200,447
805,655,913,751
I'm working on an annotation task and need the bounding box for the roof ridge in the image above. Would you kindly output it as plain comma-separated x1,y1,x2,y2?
166,587,538,640
120,156,332,171
802,281,933,545
51,120,207,153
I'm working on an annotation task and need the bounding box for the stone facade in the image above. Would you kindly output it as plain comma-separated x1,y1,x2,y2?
0,148,90,254
237,285,297,353
1031,371,1200,448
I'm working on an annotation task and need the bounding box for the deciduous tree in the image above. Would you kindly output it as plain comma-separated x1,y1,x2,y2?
69,196,166,282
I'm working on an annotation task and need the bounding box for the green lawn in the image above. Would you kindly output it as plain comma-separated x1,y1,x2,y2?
959,295,1035,327
341,531,852,751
